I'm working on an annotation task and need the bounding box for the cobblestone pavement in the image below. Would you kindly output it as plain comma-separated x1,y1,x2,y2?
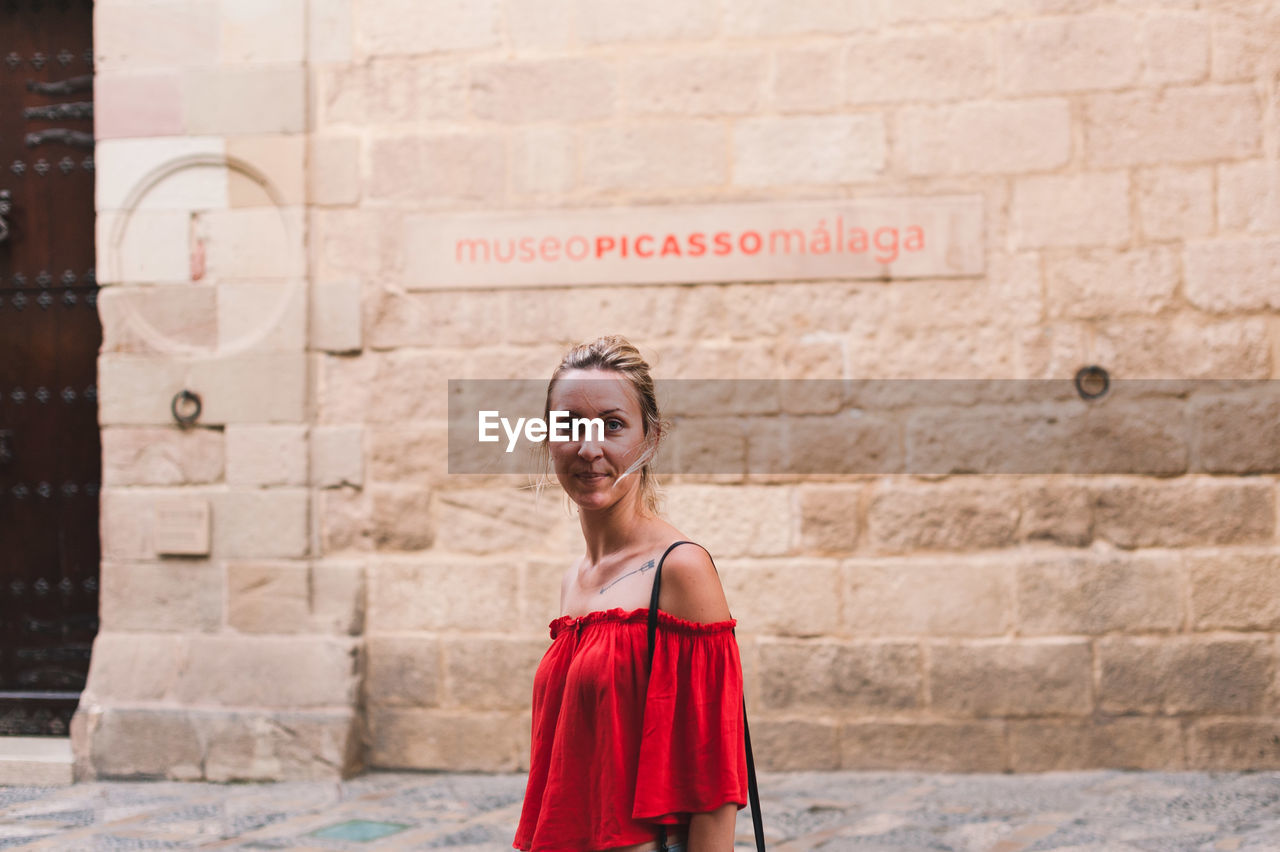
0,770,1277,851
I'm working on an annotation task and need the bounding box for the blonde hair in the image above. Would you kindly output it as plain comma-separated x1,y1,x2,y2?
533,336,668,516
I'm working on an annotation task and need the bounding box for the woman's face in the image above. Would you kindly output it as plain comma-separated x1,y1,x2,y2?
547,368,650,513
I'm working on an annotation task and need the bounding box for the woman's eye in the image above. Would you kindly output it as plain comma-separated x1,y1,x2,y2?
606,419,624,431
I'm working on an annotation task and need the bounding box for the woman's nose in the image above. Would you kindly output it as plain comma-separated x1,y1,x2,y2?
577,438,603,459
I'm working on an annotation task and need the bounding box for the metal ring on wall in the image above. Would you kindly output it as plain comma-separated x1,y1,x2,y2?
1073,365,1110,401
171,389,202,427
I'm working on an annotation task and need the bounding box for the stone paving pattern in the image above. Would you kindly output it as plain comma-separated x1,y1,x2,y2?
0,770,1277,851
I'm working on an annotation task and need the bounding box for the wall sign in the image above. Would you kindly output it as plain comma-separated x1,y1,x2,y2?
404,195,984,290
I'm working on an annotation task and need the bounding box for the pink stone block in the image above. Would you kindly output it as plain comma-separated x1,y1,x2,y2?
95,74,184,140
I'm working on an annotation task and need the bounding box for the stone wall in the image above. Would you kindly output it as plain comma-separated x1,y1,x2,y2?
79,0,1280,779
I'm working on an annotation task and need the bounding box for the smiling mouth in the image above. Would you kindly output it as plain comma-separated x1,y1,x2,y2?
576,472,609,480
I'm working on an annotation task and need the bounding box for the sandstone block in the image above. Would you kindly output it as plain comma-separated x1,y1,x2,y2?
81,632,188,704
510,127,575,198
223,134,306,207
894,99,1069,176
94,72,185,139
429,487,577,554
842,557,1011,637
311,424,364,488
1010,718,1184,771
98,488,153,561
213,488,310,559
95,136,226,212
365,635,441,708
1188,550,1280,631
472,58,615,123
750,719,841,771
225,424,308,486
94,1,219,71
798,485,862,553
928,640,1092,717
621,52,763,116
773,46,843,113
1011,172,1130,249
320,486,370,554
842,721,1006,772
1084,85,1260,168
1099,637,1272,714
366,708,521,771
228,560,363,635
365,288,504,350
220,0,305,63
308,0,353,63
1016,552,1183,635
76,707,203,781
1191,391,1280,474
367,425,448,486
521,560,570,636
845,31,991,103
362,59,469,124
1092,478,1274,548
1044,246,1180,320
366,559,519,632
1210,4,1280,81
999,14,1139,94
1093,317,1271,380
100,561,222,633
312,278,363,354
100,208,191,285
102,426,224,486
1140,12,1209,84
580,121,727,193
1184,237,1280,313
175,635,360,708
368,134,505,203
576,0,717,43
718,559,841,638
727,0,877,37
661,486,791,558
358,0,501,54
216,281,306,353
1218,160,1280,233
759,639,920,711
865,481,1020,553
187,352,309,423
1187,720,1280,770
199,708,361,781
505,286,684,346
1136,166,1214,241
505,0,572,49
369,486,434,552
444,637,549,710
1016,322,1090,381
733,115,884,187
1018,479,1092,546
183,65,306,136
202,208,306,280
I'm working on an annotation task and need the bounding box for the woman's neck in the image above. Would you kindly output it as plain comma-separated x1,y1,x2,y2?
577,493,654,566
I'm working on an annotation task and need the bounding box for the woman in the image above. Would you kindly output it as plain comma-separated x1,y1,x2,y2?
513,336,749,852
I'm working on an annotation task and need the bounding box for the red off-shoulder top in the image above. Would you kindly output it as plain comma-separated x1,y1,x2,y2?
512,606,749,852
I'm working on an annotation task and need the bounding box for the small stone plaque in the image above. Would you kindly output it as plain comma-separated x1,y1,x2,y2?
153,498,210,556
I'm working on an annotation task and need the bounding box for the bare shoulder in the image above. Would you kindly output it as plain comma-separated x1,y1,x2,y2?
658,542,732,624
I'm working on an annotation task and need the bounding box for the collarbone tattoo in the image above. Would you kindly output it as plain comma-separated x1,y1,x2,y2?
597,558,656,594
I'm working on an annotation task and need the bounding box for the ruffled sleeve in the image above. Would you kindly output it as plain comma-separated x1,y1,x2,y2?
632,617,749,824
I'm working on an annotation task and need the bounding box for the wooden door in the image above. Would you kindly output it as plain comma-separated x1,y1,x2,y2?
0,0,98,737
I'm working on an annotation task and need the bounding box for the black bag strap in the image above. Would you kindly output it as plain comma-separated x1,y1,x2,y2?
647,540,766,852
